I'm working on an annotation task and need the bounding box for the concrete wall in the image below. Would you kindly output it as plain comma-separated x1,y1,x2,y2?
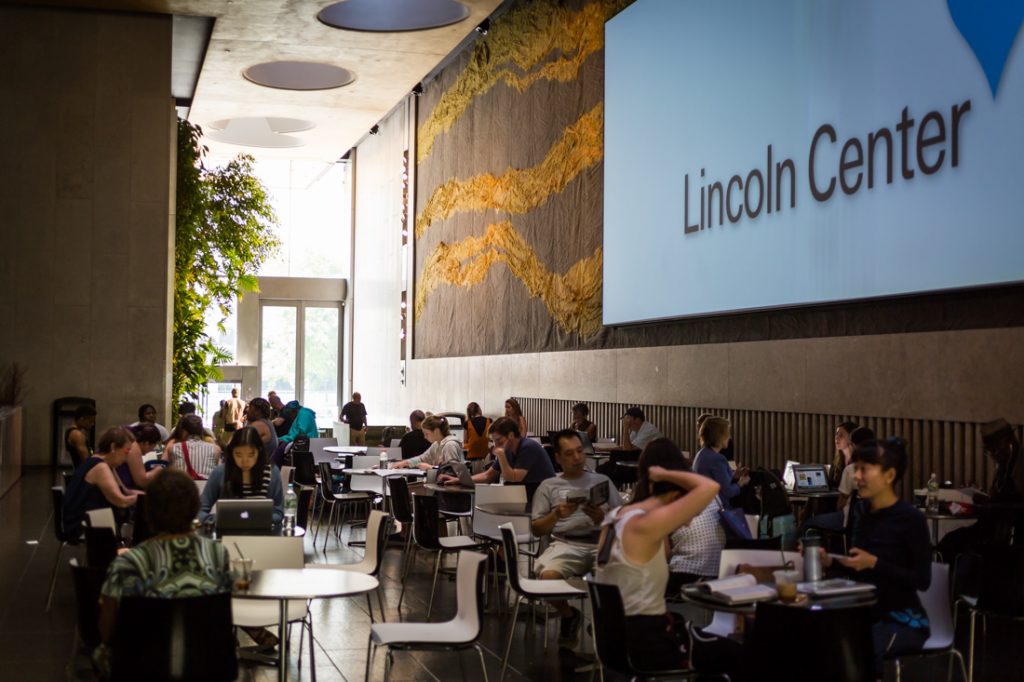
350,99,1024,429
0,7,175,464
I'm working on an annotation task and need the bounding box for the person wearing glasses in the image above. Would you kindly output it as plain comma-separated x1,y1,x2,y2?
439,417,554,500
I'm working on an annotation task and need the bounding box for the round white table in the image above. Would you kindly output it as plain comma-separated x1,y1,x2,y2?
324,445,368,454
234,568,378,681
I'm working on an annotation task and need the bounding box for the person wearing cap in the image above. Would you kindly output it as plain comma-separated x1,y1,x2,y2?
398,409,431,459
614,407,662,452
937,418,1024,563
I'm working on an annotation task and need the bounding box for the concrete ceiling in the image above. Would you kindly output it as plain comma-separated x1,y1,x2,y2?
8,0,505,162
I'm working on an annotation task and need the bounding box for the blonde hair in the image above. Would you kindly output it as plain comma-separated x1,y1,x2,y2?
422,414,450,437
698,416,731,449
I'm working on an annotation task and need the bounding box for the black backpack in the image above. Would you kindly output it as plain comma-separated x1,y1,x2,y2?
749,467,790,518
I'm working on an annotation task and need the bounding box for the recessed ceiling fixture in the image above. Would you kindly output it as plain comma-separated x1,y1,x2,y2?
243,61,356,90
318,0,470,32
205,117,315,148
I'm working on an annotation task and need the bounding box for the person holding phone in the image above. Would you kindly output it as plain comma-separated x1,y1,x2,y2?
531,430,621,648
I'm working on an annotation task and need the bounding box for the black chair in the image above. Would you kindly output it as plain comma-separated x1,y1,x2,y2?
111,592,237,682
293,450,317,487
958,544,1024,682
747,601,874,682
387,477,417,609
587,580,714,681
296,485,313,531
84,526,118,571
313,460,369,550
46,485,78,611
411,493,488,619
130,493,154,545
724,535,782,551
70,559,105,651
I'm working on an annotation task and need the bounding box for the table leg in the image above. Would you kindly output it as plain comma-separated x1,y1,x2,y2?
279,599,289,682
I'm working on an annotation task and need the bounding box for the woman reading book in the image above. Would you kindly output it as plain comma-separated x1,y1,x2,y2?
596,438,719,670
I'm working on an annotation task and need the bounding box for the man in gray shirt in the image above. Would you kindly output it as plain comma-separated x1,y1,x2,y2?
532,430,621,648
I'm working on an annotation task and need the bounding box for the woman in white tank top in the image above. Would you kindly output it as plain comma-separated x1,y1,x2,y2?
596,438,720,671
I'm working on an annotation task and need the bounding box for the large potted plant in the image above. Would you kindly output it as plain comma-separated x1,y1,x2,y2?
173,120,280,410
0,362,26,497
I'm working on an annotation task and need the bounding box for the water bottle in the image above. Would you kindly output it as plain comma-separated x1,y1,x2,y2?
803,535,823,583
926,473,940,513
283,483,297,534
379,451,389,470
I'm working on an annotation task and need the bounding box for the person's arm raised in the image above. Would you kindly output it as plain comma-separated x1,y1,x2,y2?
629,467,719,542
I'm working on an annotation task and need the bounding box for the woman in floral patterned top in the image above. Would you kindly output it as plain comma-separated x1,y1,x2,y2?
98,470,232,649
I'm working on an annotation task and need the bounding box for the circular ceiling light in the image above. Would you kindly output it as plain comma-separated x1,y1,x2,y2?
318,0,470,32
243,61,356,90
205,117,315,148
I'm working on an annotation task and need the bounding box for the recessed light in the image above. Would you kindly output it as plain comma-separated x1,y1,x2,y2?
205,117,316,148
243,61,356,91
318,0,470,32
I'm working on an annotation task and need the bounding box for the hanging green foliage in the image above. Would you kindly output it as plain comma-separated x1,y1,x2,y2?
173,119,280,407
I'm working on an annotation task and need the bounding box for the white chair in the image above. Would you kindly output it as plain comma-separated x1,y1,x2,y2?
697,549,803,639
309,437,338,464
280,465,294,486
308,509,390,622
85,508,117,532
745,514,760,538
365,551,489,682
389,438,402,447
886,562,967,682
472,484,531,543
498,524,585,680
222,536,311,664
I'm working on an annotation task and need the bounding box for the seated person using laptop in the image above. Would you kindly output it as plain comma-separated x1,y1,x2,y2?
200,426,284,528
390,414,462,470
439,417,555,500
531,430,622,648
813,438,931,675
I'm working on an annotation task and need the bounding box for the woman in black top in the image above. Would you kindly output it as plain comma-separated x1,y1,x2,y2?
818,438,931,674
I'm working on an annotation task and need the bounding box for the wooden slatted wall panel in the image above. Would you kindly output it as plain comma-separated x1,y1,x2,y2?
515,397,1021,500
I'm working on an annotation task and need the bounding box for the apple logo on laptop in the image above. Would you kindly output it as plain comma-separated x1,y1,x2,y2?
241,511,250,519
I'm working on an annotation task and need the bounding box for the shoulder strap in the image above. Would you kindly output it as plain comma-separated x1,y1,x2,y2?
181,441,204,481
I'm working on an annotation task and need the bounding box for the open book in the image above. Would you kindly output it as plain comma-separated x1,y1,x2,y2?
567,481,611,507
694,574,778,605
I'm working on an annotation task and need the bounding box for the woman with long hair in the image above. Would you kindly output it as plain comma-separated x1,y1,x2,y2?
596,437,719,670
391,415,462,470
504,397,528,436
199,426,284,526
828,421,859,489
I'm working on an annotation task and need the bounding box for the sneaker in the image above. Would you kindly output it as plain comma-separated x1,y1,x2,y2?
558,607,582,649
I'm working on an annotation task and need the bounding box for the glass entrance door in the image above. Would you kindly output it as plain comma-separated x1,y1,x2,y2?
259,301,341,430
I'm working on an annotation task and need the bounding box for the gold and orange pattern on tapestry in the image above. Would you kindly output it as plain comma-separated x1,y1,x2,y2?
417,0,628,164
415,0,630,357
416,103,603,237
416,221,603,338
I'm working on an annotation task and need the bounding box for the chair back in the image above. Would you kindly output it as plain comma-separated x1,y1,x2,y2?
309,437,338,463
919,562,954,649
51,486,66,542
976,544,1024,617
111,592,237,682
586,580,636,675
749,601,874,682
472,484,529,540
452,550,487,641
70,558,105,650
412,493,445,551
350,471,385,497
293,450,316,486
222,535,304,569
86,507,117,531
718,549,804,579
363,510,390,577
499,523,525,595
353,454,380,469
296,486,313,529
317,461,338,502
387,476,414,524
725,536,782,551
280,465,294,486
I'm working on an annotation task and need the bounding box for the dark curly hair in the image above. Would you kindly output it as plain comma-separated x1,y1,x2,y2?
145,469,200,534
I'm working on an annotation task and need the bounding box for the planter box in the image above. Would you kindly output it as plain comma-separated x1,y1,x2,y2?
0,406,23,498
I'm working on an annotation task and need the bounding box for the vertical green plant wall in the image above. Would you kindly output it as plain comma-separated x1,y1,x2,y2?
173,120,281,408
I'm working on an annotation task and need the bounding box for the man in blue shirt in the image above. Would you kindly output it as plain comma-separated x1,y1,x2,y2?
441,417,555,499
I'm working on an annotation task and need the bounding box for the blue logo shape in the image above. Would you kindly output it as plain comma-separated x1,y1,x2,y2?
947,0,1024,97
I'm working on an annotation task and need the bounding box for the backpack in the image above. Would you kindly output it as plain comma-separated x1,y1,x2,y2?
750,467,790,518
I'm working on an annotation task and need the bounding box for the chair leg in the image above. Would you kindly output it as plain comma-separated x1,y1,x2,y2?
475,642,490,682
500,596,521,680
427,551,442,620
895,658,902,682
364,640,375,682
376,585,387,622
968,611,976,682
45,542,66,611
952,649,968,682
366,592,376,623
383,650,393,682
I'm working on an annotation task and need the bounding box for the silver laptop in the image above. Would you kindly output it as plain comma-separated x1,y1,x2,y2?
215,499,274,534
575,430,596,455
792,464,830,493
444,460,476,487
